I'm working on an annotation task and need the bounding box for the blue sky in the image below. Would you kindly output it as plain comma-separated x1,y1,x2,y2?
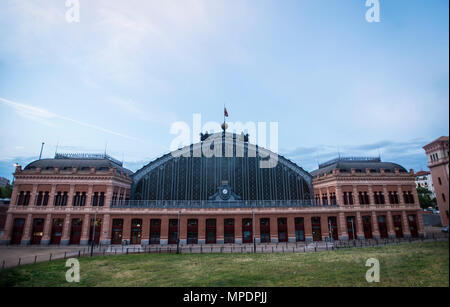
0,0,448,182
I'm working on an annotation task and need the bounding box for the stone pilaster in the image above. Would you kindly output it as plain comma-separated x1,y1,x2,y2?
270,216,278,243
386,211,396,239
80,213,90,245
100,214,111,245
41,213,52,245
368,186,375,205
398,185,405,205
86,185,93,207
353,186,360,205
48,185,56,207
355,211,365,239
160,216,169,245
335,185,343,206
21,213,33,245
30,184,39,206
67,185,75,207
371,211,380,239
304,215,313,242
216,216,224,244
61,213,71,245
287,216,296,243
198,217,206,245
338,212,348,240
402,211,412,237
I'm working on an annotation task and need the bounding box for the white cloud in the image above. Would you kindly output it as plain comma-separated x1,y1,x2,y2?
0,97,140,141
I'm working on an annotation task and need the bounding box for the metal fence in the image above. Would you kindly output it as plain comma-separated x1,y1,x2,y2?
110,199,339,209
1,232,447,270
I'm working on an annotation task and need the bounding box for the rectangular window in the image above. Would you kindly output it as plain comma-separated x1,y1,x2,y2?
438,177,442,185
23,191,30,206
43,192,49,206
358,192,364,204
80,192,86,206
55,192,61,206
295,217,305,241
393,192,399,204
36,192,43,206
73,192,80,206
364,192,369,204
17,191,24,206
92,192,98,206
62,192,68,206
374,192,379,205
99,192,105,206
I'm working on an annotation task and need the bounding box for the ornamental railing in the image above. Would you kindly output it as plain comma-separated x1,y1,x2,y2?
110,199,339,209
55,153,123,166
319,156,381,168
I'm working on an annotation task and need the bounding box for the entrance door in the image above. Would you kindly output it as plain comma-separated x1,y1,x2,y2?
242,218,252,243
168,219,178,244
362,216,373,239
70,219,82,245
111,219,123,244
278,218,288,242
347,216,357,240
408,215,419,238
31,218,44,245
11,218,25,245
206,219,216,244
150,219,161,244
224,219,235,243
260,218,270,243
377,216,388,238
295,217,305,241
311,217,322,241
328,217,338,240
187,219,198,244
130,219,142,244
50,219,64,244
89,218,102,244
393,215,403,238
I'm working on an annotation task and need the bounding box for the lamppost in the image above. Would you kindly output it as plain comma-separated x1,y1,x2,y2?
177,210,181,254
39,142,45,160
90,207,98,257
328,220,333,244
252,209,256,253
351,218,356,240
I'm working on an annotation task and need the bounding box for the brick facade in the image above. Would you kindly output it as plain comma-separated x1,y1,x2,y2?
0,155,425,245
423,136,449,226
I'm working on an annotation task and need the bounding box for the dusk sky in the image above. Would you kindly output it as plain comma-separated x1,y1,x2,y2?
0,0,448,181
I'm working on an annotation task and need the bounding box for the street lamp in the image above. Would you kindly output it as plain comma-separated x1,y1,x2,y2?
351,218,356,240
252,209,256,253
177,210,181,254
90,207,98,257
328,220,334,244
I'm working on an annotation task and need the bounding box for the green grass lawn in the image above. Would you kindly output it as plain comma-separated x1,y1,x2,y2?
0,241,448,287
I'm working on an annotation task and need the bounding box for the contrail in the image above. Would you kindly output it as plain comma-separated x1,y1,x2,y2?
0,97,140,142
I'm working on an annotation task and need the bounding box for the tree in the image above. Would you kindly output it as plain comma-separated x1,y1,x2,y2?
416,187,437,209
0,185,12,199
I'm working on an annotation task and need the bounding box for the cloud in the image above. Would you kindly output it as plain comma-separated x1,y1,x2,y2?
0,97,140,141
108,96,177,125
